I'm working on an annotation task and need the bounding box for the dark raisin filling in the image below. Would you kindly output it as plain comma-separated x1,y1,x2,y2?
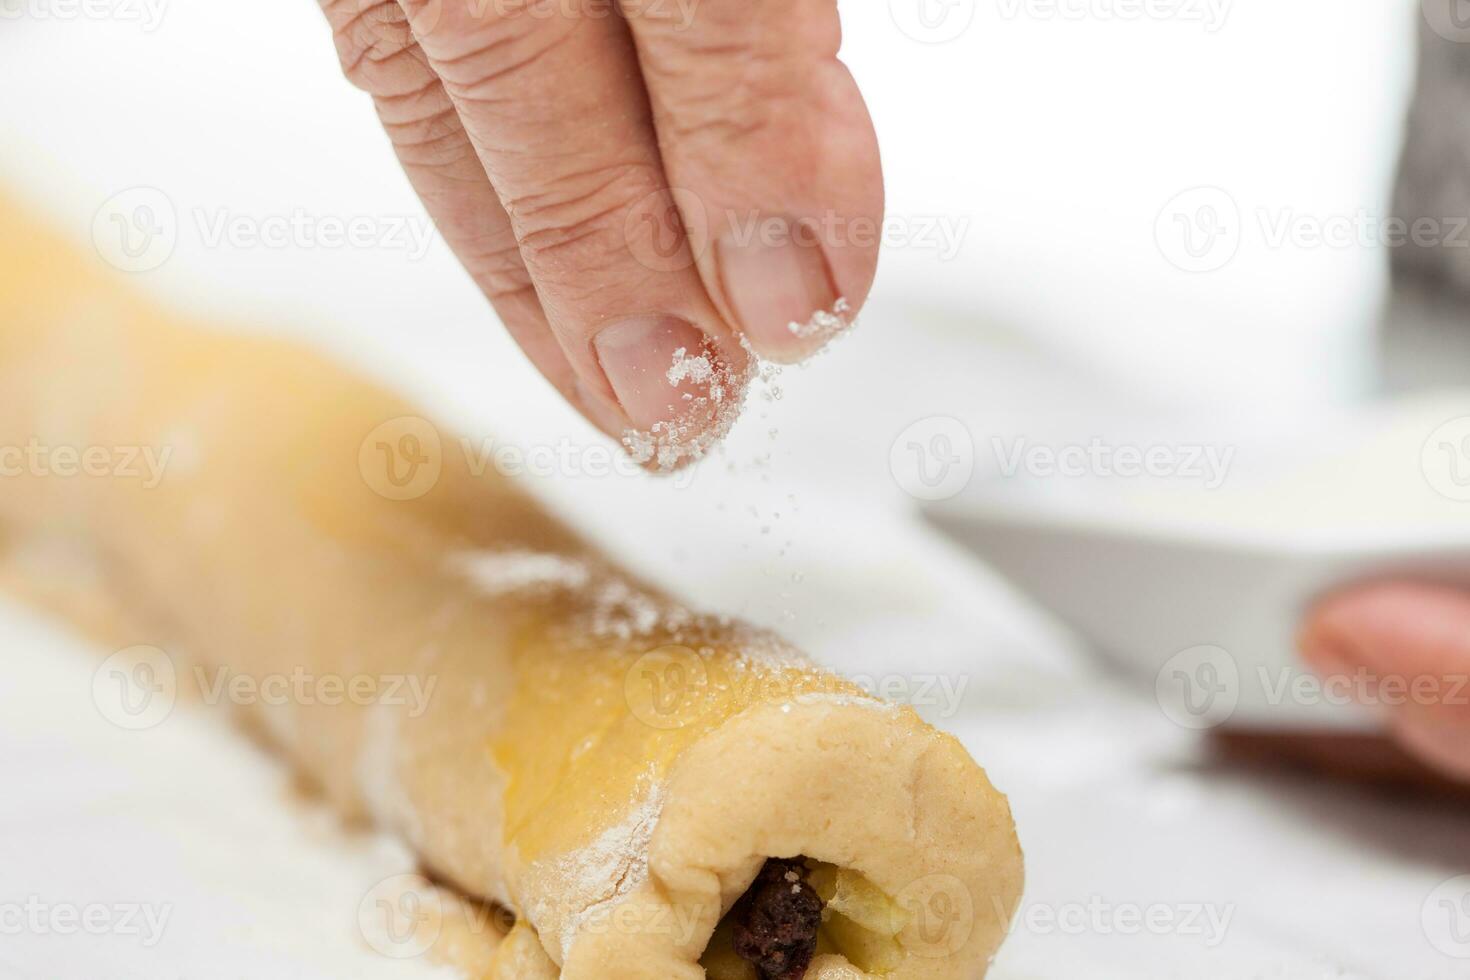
731,858,825,980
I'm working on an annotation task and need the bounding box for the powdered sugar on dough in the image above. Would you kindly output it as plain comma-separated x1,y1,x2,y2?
793,691,899,714
531,782,667,960
450,550,592,596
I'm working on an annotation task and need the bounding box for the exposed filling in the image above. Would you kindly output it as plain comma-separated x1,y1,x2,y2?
731,859,824,979
703,860,907,980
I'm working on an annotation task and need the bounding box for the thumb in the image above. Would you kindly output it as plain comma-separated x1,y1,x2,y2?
1300,583,1470,781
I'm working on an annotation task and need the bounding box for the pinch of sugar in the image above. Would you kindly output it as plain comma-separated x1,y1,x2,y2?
622,342,752,473
787,297,853,342
666,346,715,386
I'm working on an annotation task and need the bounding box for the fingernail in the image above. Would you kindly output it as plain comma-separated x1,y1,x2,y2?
593,315,718,430
717,224,847,362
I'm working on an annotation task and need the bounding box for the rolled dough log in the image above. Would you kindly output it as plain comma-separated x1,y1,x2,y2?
0,195,1022,979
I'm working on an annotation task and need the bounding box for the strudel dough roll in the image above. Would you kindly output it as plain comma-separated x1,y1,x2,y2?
0,195,1023,979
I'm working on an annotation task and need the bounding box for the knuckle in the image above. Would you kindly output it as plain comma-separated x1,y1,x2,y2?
508,163,661,279
380,103,475,172
645,44,806,147
465,241,536,301
324,0,424,94
406,0,581,93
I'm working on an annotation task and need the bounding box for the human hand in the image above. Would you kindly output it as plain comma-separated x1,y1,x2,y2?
1299,583,1470,782
319,0,882,468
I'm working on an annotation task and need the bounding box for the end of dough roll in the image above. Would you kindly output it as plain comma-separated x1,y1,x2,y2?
545,696,1022,980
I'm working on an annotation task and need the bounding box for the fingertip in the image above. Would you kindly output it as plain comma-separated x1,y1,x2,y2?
1392,713,1470,782
1303,581,1470,676
587,317,750,473
715,226,858,363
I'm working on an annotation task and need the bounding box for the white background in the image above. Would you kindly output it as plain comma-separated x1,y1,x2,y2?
1,1,1467,978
